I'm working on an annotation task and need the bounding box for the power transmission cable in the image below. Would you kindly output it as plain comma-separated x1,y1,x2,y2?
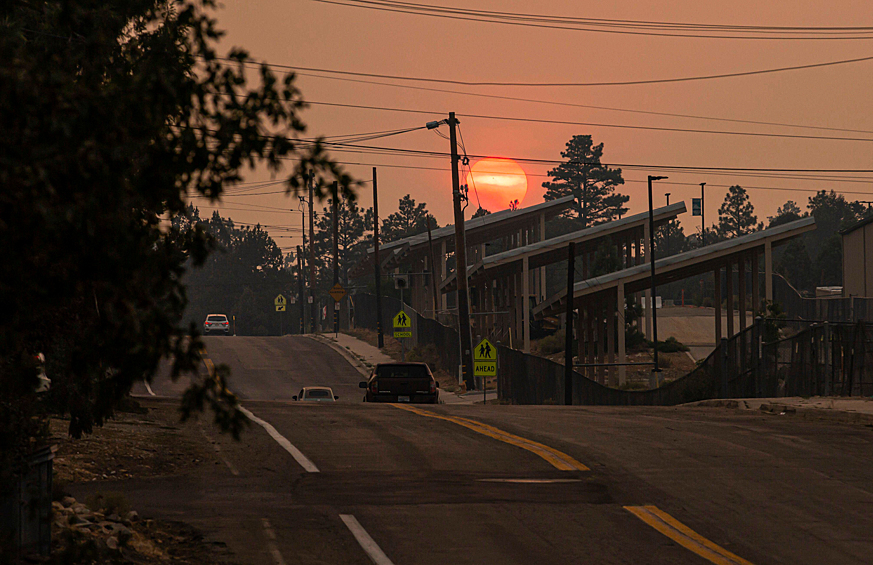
310,0,873,40
223,53,873,87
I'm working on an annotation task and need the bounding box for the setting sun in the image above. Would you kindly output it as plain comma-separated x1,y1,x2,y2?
465,158,528,212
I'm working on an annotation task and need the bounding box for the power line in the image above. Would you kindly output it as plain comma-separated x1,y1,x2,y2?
311,0,873,41
230,53,873,87
301,100,873,143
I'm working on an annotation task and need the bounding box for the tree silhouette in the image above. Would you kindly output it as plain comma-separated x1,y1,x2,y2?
542,135,628,228
717,185,759,239
381,195,435,243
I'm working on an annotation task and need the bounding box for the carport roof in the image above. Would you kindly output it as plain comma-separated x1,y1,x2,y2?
533,216,816,318
440,202,686,292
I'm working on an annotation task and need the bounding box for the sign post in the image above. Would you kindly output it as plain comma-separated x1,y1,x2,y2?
274,294,286,335
473,338,497,397
393,310,412,361
329,283,347,337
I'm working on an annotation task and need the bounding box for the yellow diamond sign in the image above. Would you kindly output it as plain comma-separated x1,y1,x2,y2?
393,310,412,338
274,294,286,312
474,338,497,377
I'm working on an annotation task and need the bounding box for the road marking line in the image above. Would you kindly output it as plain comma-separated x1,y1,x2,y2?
199,350,317,473
199,427,239,476
261,518,286,565
625,506,754,565
340,514,395,565
392,404,589,471
143,379,156,396
238,406,320,473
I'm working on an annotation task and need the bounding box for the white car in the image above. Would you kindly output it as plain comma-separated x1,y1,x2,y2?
293,387,338,402
203,313,230,335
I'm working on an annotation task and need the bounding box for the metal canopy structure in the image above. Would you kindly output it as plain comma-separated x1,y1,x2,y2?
533,216,816,387
349,196,576,322
438,201,687,354
440,202,687,293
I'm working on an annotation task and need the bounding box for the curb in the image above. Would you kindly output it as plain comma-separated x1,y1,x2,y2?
686,399,873,426
305,334,370,377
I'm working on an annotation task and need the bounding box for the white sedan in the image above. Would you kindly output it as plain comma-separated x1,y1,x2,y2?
293,387,338,402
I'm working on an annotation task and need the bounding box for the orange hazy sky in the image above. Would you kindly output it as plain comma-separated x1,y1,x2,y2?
192,0,873,253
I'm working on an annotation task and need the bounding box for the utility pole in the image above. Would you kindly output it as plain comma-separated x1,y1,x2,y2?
426,215,439,319
308,174,317,333
700,182,706,247
373,167,384,348
448,112,475,391
332,181,340,337
665,193,671,257
648,175,667,382
297,246,305,334
564,241,575,405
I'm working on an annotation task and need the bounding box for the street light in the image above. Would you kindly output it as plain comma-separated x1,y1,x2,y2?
648,175,668,381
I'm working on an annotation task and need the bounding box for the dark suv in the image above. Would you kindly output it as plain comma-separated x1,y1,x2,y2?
360,362,439,404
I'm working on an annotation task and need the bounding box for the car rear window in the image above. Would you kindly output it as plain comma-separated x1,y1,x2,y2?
207,315,226,322
306,389,331,398
375,365,430,379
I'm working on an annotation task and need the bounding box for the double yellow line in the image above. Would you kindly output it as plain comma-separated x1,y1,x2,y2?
392,404,589,472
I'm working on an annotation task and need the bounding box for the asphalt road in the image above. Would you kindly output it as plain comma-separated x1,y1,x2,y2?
113,336,873,564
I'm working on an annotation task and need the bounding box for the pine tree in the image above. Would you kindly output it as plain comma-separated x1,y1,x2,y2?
542,135,628,228
381,195,435,243
768,200,803,228
717,185,759,239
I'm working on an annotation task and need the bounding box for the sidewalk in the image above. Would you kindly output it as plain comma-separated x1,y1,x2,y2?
688,396,873,425
310,333,496,405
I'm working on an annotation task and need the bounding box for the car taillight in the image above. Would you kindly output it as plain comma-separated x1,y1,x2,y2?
429,381,436,394
370,381,378,394
223,321,228,325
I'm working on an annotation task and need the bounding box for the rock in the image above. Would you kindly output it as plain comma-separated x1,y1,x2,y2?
107,513,121,522
52,501,64,513
116,525,133,545
61,496,76,508
67,513,90,526
71,502,88,514
125,511,139,523
106,536,118,550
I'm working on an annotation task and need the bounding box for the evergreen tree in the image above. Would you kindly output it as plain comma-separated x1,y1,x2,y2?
776,239,813,292
813,235,843,287
542,135,628,228
472,207,491,219
381,195,435,243
768,201,803,227
655,220,686,257
717,185,759,239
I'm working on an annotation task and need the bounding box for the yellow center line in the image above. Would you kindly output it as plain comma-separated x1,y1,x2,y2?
392,404,589,472
625,506,755,565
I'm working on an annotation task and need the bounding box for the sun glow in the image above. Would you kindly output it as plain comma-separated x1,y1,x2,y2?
465,158,528,212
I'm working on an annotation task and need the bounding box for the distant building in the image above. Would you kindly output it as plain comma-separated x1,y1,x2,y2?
840,216,873,297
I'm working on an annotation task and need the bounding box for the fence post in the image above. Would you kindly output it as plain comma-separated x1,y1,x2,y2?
720,337,729,398
823,322,831,396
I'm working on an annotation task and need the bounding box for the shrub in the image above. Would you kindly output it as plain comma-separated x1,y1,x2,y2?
536,330,565,355
656,336,689,353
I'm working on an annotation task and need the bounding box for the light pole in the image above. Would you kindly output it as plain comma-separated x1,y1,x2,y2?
648,175,668,380
664,192,671,257
700,182,706,247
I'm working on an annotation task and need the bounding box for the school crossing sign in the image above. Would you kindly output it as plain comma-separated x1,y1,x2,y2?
474,338,497,377
393,310,412,338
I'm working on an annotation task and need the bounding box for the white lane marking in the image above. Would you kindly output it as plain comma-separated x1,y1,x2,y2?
238,405,320,473
199,427,239,476
261,518,286,565
340,514,395,565
143,379,156,396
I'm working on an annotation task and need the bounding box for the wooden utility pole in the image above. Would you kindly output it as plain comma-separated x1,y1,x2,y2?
448,112,474,391
426,215,439,319
297,245,305,334
332,181,340,336
373,168,384,348
308,175,317,333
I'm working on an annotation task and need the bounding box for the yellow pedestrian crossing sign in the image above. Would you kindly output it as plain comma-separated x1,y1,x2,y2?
393,310,412,338
474,338,497,377
274,294,286,312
